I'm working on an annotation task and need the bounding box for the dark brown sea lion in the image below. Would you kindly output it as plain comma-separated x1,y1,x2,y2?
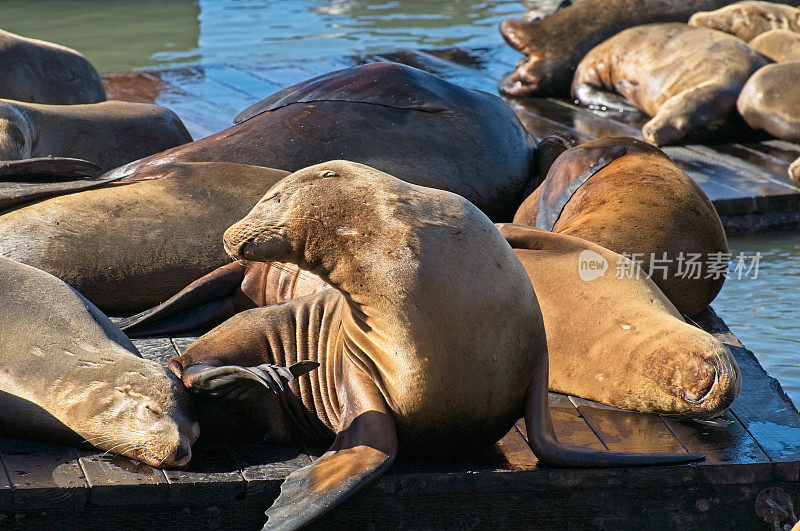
106,62,540,221
168,160,699,529
498,0,790,97
0,98,191,173
689,1,800,42
571,24,767,145
0,162,289,313
120,224,739,420
0,256,198,467
749,28,800,61
0,29,105,104
513,137,729,316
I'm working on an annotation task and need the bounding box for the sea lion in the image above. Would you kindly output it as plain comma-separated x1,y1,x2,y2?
106,62,540,221
737,62,800,142
168,160,700,529
0,256,198,467
513,137,729,316
0,29,105,104
119,225,739,420
497,0,790,96
749,28,800,61
498,224,739,418
571,24,767,145
689,1,800,43
0,98,191,173
0,162,289,313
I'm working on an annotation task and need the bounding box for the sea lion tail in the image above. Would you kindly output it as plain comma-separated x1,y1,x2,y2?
523,355,703,467
118,262,248,337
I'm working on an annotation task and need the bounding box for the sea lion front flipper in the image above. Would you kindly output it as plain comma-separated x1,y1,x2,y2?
119,262,248,337
0,158,110,210
263,358,397,530
181,361,319,400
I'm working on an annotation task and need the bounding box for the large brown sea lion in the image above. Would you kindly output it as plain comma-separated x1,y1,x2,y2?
749,28,800,61
106,62,540,221
0,29,105,104
689,1,800,42
120,224,739,420
498,0,796,97
513,137,729,316
0,98,191,173
0,162,289,312
571,24,767,145
168,160,699,529
0,256,198,467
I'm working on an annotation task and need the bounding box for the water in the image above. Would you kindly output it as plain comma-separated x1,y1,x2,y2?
2,0,799,405
715,234,800,406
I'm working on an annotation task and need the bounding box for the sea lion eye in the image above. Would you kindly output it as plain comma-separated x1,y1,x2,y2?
319,170,339,177
262,193,281,204
145,404,163,416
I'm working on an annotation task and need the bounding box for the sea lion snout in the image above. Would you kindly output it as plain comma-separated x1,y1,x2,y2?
673,343,741,419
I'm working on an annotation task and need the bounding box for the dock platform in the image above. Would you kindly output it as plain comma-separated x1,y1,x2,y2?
0,47,798,529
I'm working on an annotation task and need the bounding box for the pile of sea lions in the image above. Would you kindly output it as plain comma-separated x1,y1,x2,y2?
501,0,800,180
0,25,751,529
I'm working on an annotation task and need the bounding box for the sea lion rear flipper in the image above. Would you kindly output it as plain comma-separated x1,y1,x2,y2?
119,262,248,337
264,357,397,530
181,361,319,401
0,158,107,210
523,350,703,467
0,157,101,179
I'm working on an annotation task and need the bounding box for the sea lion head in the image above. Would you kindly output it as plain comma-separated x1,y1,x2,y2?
0,100,32,160
633,325,741,419
223,160,426,295
689,2,800,43
67,353,199,468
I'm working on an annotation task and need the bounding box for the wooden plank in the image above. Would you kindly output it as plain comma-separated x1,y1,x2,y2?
661,412,772,485
494,425,538,471
162,444,245,503
569,397,689,456
159,66,255,120
200,63,280,100
231,443,311,499
154,87,231,138
131,337,178,366
245,56,357,89
0,439,84,509
373,50,498,93
78,452,169,506
695,307,800,482
101,72,163,104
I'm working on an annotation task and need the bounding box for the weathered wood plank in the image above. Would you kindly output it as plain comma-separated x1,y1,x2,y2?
201,63,280,100
373,50,498,93
231,443,311,499
0,439,85,509
661,412,773,485
78,452,169,506
131,337,179,366
159,66,256,120
101,72,163,104
494,425,538,471
695,307,800,482
162,444,245,503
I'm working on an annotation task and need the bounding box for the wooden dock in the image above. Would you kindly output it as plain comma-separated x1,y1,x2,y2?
0,47,798,529
100,44,800,235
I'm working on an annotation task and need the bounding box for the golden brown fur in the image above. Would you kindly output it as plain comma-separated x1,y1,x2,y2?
689,1,800,42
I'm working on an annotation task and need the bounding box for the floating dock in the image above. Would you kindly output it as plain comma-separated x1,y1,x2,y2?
0,47,798,529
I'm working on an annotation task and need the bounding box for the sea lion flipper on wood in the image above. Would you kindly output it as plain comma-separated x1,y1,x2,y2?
263,356,397,531
522,339,704,467
119,261,249,337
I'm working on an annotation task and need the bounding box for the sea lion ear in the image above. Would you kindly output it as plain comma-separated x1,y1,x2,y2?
0,157,101,179
263,358,397,529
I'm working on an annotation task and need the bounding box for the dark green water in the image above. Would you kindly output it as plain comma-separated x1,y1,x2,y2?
3,0,798,405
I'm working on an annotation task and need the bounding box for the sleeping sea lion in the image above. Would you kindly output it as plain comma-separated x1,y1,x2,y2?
0,256,198,467
0,98,191,173
0,29,105,104
749,28,800,61
498,0,788,97
0,162,289,312
571,24,767,145
119,224,739,420
513,137,729,316
737,62,800,142
105,62,540,221
689,1,800,42
165,160,700,528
